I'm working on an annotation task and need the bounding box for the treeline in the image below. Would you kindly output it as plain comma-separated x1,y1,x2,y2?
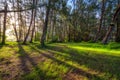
0,0,120,46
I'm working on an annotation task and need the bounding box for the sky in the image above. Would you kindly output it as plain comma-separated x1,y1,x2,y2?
67,0,100,18
67,0,74,12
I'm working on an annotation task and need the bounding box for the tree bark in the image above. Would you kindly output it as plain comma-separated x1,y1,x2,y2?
0,15,1,42
115,16,120,42
23,0,35,44
94,0,105,42
2,4,7,44
41,0,51,47
13,0,19,42
102,23,114,44
13,25,19,42
115,2,120,42
30,0,37,43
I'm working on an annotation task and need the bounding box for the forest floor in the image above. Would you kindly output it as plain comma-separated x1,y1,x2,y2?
0,42,120,80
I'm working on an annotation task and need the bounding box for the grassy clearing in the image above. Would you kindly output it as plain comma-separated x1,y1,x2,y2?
0,42,120,80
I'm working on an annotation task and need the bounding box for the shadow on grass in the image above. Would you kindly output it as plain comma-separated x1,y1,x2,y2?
0,44,3,49
29,44,103,80
47,45,120,79
30,43,120,80
0,43,8,49
17,44,52,80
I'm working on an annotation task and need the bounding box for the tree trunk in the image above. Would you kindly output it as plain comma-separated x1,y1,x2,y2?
51,10,56,42
102,23,114,44
115,1,120,42
30,0,37,43
0,15,1,42
13,1,19,42
2,4,7,44
30,11,36,43
94,0,105,42
13,24,19,42
17,0,23,41
23,0,35,44
41,0,51,47
115,16,120,42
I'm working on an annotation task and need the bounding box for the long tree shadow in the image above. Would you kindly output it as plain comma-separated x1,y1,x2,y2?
30,43,120,80
29,45,103,80
45,45,120,79
17,44,52,80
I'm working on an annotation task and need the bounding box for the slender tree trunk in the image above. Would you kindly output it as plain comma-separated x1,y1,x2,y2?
115,17,120,42
30,11,36,43
18,15,22,41
94,0,105,42
13,26,19,42
23,0,35,44
13,1,19,42
19,13,24,41
2,4,7,44
102,23,114,44
47,10,52,42
24,9,27,40
51,10,56,42
13,20,19,42
68,25,71,42
34,19,39,41
30,0,37,43
0,15,1,42
17,0,23,41
23,10,34,44
41,0,51,47
115,1,120,42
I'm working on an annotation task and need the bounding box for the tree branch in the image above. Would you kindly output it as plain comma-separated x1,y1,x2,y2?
0,3,46,13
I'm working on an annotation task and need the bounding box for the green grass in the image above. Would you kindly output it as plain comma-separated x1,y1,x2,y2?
0,42,120,80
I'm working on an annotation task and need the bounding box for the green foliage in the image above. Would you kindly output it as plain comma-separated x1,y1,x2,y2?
35,32,41,41
50,36,59,43
108,42,120,49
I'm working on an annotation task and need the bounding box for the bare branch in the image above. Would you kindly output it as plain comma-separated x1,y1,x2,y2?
0,3,46,13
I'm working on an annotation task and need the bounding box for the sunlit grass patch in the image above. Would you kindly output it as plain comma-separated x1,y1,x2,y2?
0,46,14,59
47,42,120,80
69,46,120,55
51,42,120,56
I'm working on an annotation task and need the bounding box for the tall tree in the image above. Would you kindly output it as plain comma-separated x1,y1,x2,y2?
13,0,19,42
102,23,115,44
41,0,51,47
2,3,7,44
94,0,105,42
115,2,120,42
30,0,37,43
0,15,1,42
23,0,35,44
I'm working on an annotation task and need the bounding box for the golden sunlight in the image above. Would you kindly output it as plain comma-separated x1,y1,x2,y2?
6,13,17,41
